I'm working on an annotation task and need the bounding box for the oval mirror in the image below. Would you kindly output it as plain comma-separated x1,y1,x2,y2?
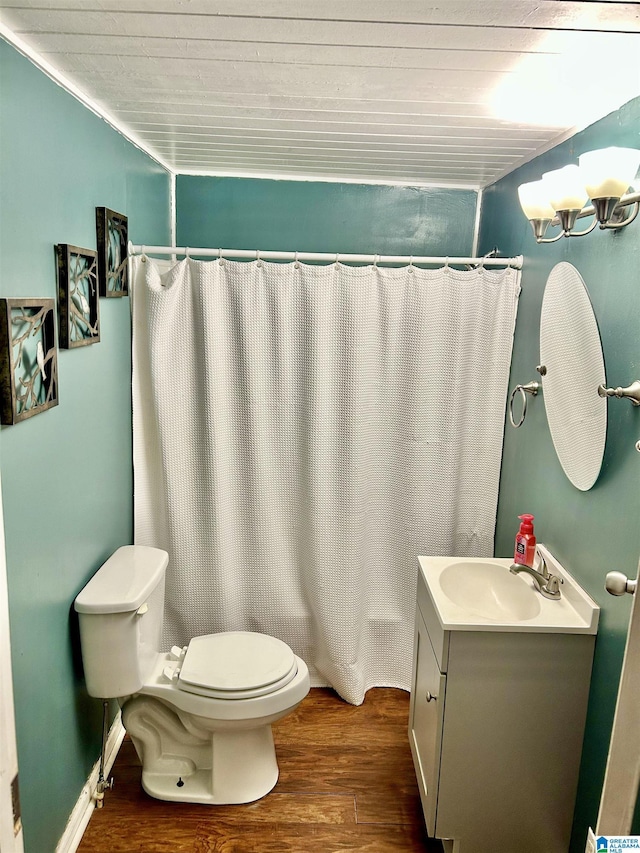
539,262,607,491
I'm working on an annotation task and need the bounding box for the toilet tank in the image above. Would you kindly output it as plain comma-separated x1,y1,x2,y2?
74,546,169,698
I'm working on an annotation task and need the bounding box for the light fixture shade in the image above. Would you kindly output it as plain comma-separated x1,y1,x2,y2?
578,146,640,199
518,180,555,219
542,165,589,212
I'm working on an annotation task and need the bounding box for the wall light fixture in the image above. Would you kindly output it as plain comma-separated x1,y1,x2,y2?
518,147,640,243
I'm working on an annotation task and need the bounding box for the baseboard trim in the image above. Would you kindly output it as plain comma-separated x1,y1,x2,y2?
55,712,125,853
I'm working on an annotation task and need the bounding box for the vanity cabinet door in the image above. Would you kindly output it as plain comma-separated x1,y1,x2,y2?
409,608,446,836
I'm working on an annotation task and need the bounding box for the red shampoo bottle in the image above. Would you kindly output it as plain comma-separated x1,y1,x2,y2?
514,514,536,567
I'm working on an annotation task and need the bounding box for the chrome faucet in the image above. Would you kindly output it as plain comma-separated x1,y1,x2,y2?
510,553,563,600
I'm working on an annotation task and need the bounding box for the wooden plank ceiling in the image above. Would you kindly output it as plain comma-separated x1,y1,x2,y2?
1,1,639,187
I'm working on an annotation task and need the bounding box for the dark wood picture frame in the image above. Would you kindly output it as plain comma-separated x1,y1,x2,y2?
56,244,100,348
96,207,128,297
0,298,59,425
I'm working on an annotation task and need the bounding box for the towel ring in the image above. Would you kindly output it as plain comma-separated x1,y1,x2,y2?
509,382,540,428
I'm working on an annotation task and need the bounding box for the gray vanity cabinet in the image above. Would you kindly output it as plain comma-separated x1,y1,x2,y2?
409,563,596,853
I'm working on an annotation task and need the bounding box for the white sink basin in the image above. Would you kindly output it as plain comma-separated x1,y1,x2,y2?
439,561,541,622
418,545,599,633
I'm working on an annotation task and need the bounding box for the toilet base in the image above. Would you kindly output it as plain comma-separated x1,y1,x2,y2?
141,725,279,805
123,695,280,805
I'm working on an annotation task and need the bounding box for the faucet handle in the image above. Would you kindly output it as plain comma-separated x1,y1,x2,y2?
535,550,564,592
546,575,560,594
543,573,563,600
534,553,549,578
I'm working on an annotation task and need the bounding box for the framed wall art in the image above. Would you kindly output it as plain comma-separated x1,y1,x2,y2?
96,207,128,297
56,244,100,348
0,298,59,425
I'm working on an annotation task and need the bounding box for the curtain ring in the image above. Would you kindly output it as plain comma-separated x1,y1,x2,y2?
373,254,379,267
335,253,339,268
408,255,414,273
294,250,300,269
185,247,190,259
256,249,262,267
444,256,450,270
218,247,224,265
140,245,147,263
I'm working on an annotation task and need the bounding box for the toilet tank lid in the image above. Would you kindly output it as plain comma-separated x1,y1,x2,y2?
74,546,169,614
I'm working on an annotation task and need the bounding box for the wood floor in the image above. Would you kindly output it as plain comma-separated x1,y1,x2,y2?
77,687,442,852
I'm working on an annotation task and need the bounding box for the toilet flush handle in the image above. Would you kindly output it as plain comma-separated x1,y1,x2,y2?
136,602,148,616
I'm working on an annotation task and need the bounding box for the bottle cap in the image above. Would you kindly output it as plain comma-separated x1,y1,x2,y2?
518,514,534,533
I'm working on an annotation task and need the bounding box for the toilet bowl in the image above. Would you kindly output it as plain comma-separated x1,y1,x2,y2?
74,546,310,805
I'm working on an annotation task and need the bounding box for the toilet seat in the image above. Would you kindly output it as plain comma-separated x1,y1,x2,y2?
167,632,298,700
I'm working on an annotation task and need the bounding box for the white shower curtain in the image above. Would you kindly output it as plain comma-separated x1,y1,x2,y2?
132,256,520,704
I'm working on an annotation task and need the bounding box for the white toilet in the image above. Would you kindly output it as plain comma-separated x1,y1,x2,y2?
74,545,310,805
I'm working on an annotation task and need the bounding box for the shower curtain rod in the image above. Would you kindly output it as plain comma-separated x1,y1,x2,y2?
128,242,523,270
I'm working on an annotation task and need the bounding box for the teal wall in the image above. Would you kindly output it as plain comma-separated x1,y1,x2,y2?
0,40,171,853
478,97,640,850
177,175,478,256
